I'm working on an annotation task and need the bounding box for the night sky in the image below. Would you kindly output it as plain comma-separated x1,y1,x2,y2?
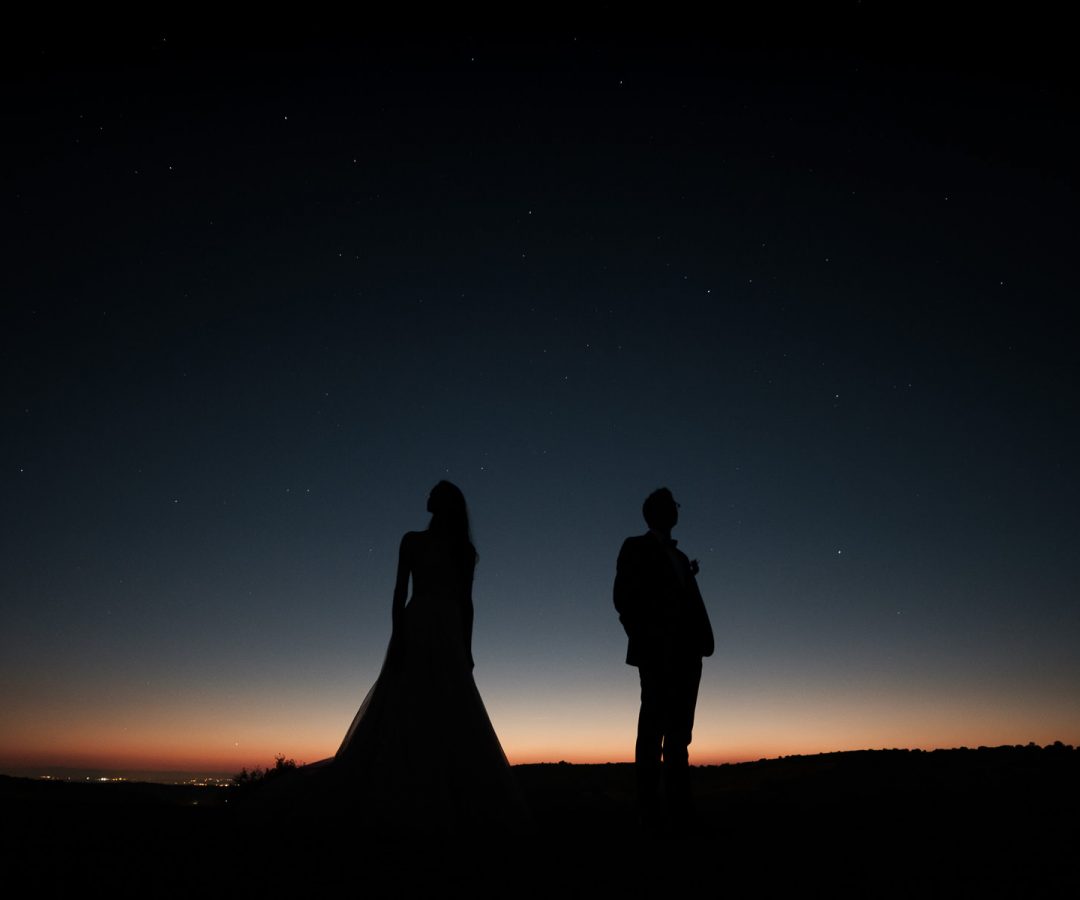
3,18,1077,778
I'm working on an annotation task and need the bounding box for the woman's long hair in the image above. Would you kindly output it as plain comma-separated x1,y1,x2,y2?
427,480,478,570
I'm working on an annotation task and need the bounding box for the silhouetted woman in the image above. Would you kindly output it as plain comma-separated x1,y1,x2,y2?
334,481,526,828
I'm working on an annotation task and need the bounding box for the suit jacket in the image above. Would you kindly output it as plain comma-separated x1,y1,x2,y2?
614,532,714,667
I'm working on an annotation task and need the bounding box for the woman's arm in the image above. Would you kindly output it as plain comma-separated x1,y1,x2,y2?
392,533,412,632
462,560,475,668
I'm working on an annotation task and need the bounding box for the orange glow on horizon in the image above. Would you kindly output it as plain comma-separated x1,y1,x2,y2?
5,729,1078,778
4,685,1077,777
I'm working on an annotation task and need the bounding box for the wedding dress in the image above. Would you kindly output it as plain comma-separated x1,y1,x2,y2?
334,530,526,828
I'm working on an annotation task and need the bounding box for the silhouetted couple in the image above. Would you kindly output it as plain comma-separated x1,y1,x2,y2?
334,481,712,833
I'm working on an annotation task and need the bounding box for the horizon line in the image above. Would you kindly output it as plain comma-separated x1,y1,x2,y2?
4,740,1074,785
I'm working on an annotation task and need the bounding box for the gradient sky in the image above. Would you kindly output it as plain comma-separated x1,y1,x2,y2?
3,20,1077,777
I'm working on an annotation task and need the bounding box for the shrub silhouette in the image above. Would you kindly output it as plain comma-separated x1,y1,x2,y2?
232,754,298,788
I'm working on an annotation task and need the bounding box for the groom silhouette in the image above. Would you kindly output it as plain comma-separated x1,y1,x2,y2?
614,488,714,830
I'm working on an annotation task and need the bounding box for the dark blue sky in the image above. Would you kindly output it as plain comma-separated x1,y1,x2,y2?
2,20,1077,774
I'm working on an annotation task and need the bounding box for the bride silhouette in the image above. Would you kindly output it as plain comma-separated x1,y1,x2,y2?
333,481,526,828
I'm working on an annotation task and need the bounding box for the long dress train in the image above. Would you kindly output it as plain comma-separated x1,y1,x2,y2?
334,532,527,828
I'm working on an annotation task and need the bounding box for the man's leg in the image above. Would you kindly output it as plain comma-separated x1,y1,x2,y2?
661,659,702,826
636,665,665,827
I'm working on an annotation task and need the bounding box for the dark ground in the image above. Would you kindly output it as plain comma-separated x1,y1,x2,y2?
5,746,1077,894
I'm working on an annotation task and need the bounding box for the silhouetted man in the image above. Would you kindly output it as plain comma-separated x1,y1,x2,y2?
614,487,714,830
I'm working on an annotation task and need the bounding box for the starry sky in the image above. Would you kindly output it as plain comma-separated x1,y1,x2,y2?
2,18,1077,777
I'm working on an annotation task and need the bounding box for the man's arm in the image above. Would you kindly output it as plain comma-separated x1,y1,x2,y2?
685,557,714,658
613,538,643,636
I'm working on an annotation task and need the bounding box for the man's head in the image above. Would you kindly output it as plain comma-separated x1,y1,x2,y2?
642,487,679,533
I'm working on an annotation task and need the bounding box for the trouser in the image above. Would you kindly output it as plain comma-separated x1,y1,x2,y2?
635,659,702,822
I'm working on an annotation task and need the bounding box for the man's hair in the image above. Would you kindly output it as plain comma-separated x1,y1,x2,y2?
642,487,675,530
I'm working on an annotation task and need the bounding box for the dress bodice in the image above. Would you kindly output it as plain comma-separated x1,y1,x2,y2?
407,531,474,603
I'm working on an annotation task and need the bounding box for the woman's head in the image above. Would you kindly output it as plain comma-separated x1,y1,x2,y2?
427,480,467,522
426,481,476,561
